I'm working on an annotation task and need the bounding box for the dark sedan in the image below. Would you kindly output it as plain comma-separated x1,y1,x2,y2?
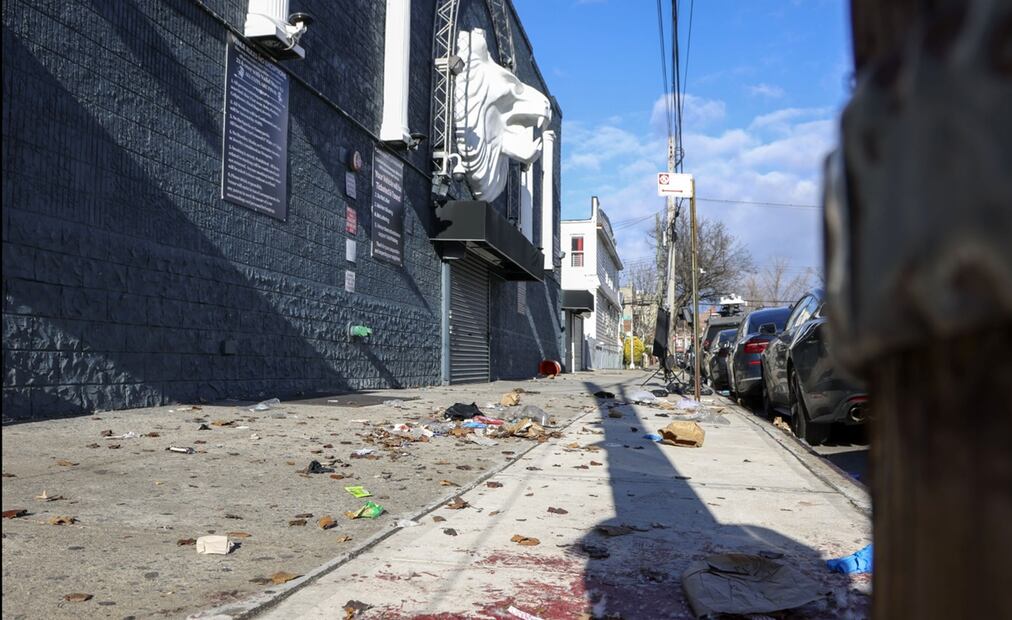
705,328,737,390
728,306,792,403
760,290,868,445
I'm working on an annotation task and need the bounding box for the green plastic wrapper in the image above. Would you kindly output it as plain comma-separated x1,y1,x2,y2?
346,501,384,519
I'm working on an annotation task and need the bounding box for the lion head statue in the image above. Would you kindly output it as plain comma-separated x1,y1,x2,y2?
453,28,551,202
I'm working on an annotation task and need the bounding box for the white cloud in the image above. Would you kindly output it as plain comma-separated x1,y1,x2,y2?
650,93,727,133
561,101,839,275
747,83,786,98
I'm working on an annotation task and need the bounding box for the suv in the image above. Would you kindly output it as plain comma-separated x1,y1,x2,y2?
760,290,867,445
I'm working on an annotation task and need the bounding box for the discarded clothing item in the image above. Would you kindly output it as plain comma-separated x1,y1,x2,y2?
593,391,615,399
643,433,663,442
196,535,235,555
681,553,823,618
827,544,873,574
444,402,482,420
658,421,706,448
301,460,334,474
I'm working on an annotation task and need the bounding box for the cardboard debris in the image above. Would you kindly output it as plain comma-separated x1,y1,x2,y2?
511,534,540,546
63,593,93,603
318,516,337,529
658,421,706,448
270,571,301,584
48,515,76,525
196,535,235,555
446,497,469,510
500,390,522,407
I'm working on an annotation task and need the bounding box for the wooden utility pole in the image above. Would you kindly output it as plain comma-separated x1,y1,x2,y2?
689,177,700,401
664,136,677,361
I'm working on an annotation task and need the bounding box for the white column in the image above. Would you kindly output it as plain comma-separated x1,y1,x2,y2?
520,165,535,242
380,0,411,143
247,0,287,22
540,130,556,268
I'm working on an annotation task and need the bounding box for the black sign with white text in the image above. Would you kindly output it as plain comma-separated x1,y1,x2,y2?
371,148,405,266
221,34,290,220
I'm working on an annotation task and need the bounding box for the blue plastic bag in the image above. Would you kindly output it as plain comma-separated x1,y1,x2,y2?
827,544,873,574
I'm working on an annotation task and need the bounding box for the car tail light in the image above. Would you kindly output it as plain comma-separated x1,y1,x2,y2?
743,339,768,354
748,360,762,365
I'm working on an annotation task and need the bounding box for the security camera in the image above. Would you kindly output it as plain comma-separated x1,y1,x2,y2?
288,12,313,28
451,160,466,183
409,132,428,151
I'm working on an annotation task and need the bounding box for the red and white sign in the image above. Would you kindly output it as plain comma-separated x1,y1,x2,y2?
657,172,694,197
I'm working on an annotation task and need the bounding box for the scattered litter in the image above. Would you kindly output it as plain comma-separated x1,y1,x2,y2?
443,528,458,536
827,544,873,574
343,600,372,618
100,430,113,437
350,449,376,459
486,481,503,488
511,534,540,546
608,410,624,418
336,535,353,542
395,519,420,528
288,519,307,527
468,435,499,447
462,420,488,429
55,459,78,467
507,605,545,620
227,531,252,539
446,497,469,510
474,415,505,426
48,515,76,525
145,432,161,437
225,513,243,520
294,512,313,518
382,399,408,409
105,430,140,440
432,516,447,523
658,421,706,448
34,490,63,502
547,507,568,514
177,538,196,546
345,501,384,519
643,433,663,442
628,390,659,404
2,509,28,519
681,553,822,618
518,405,550,426
317,516,337,530
301,460,334,474
440,480,459,487
444,402,482,420
197,424,211,431
270,571,301,585
166,446,195,454
773,416,792,432
250,433,261,441
593,391,615,399
330,474,348,480
344,486,372,499
196,535,235,555
63,593,93,603
249,398,280,411
500,390,522,407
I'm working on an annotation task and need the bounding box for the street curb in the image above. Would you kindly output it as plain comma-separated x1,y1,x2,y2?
189,407,595,619
727,401,872,517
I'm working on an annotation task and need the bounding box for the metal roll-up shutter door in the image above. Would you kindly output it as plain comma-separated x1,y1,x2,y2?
449,256,490,384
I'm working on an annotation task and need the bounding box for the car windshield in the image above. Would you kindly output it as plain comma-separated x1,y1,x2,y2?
748,307,791,333
717,330,736,345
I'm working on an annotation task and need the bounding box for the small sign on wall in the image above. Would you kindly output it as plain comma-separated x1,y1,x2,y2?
345,171,357,199
344,270,356,293
346,206,358,235
346,239,357,263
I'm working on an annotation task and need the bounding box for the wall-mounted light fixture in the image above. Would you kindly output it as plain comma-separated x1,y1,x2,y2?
244,0,312,60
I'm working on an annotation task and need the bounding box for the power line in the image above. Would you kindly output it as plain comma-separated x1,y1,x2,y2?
655,0,674,143
696,197,820,210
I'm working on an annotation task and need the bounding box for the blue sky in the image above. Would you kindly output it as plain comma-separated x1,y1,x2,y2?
514,0,853,280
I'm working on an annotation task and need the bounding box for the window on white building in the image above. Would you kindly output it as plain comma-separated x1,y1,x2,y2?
571,236,584,267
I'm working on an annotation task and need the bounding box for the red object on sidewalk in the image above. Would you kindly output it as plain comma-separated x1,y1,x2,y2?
474,416,504,426
539,360,561,376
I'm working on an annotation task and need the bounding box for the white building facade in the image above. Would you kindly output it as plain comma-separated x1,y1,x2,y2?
560,197,624,370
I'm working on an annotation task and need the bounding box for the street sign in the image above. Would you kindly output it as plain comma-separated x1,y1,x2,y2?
657,172,694,197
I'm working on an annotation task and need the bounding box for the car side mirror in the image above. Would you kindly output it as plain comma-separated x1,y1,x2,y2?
759,323,777,335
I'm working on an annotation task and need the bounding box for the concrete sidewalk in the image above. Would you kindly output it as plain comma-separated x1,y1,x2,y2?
245,374,871,619
2,372,636,620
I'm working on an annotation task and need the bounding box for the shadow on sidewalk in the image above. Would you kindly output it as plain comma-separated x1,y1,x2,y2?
575,377,846,618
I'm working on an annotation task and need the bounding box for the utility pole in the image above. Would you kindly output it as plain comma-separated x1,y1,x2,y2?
690,177,700,401
628,287,636,369
664,135,677,363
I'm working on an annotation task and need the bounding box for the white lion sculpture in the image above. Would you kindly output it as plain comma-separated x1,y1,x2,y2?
453,28,551,202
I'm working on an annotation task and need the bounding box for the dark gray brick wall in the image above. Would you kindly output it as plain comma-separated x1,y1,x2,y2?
2,0,562,422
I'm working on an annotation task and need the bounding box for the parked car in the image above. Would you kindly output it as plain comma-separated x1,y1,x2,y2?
728,306,792,403
699,314,745,380
705,328,738,390
760,290,868,445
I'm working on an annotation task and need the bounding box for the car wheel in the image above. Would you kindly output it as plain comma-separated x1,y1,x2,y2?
789,373,830,446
